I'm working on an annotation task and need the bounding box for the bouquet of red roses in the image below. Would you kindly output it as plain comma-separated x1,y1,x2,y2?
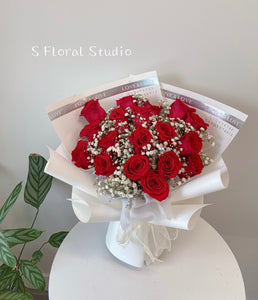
45,71,247,267
71,95,213,203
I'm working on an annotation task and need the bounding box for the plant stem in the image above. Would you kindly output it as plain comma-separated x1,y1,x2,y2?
30,209,39,229
17,209,39,263
39,241,48,251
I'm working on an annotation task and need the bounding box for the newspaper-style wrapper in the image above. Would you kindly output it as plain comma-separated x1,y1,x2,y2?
45,71,247,267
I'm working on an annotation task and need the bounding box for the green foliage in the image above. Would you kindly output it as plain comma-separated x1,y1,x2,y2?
0,265,17,290
0,182,22,225
19,260,45,291
31,250,43,265
0,232,17,268
24,154,52,209
12,274,28,294
1,228,43,248
48,231,68,248
0,290,32,300
0,154,69,298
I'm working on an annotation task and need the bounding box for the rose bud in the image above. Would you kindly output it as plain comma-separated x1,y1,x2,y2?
179,131,202,156
168,99,196,119
157,151,181,178
124,154,150,181
80,99,106,123
71,140,92,169
140,171,169,201
94,152,116,177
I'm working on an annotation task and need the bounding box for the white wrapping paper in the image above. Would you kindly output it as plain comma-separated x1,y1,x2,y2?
45,144,228,267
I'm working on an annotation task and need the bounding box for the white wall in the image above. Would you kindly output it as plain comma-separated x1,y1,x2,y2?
0,0,257,298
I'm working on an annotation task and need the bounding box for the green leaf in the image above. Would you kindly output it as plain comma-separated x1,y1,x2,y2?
0,290,32,300
0,232,17,268
0,264,11,277
1,229,43,248
19,260,45,291
31,250,43,265
24,154,52,209
0,266,17,290
0,182,22,225
12,274,34,299
12,274,26,293
48,231,68,248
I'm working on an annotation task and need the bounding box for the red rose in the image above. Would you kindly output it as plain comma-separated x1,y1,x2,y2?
155,121,177,142
94,152,116,177
71,140,91,169
144,101,161,116
131,106,152,127
109,108,128,131
132,106,152,119
129,126,152,152
116,95,136,109
131,102,160,121
124,155,150,181
109,107,127,122
157,151,181,178
98,131,118,151
179,132,202,156
140,171,169,201
184,112,209,130
179,154,204,178
80,99,106,123
80,120,101,141
168,99,196,119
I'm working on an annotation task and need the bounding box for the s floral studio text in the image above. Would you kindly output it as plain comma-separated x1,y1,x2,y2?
31,45,133,57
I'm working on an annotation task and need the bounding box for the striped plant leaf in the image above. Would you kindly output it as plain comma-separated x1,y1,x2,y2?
0,264,11,278
0,290,32,300
12,274,26,293
19,260,45,291
12,273,34,299
31,250,43,265
1,228,43,248
0,232,17,268
0,266,17,290
0,182,22,225
48,231,68,248
24,154,52,209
